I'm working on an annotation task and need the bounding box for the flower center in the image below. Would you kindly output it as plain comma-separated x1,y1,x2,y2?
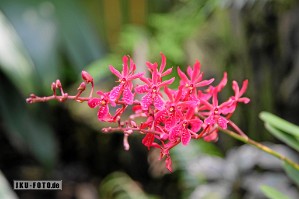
120,78,126,84
101,100,106,105
169,106,175,112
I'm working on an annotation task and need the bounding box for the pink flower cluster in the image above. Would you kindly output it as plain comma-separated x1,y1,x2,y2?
26,53,250,172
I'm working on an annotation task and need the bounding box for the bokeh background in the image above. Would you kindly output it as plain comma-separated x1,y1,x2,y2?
0,0,299,198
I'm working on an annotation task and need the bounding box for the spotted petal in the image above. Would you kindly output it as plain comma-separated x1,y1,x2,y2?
217,116,228,129
135,85,149,93
88,98,101,108
153,95,164,110
97,105,110,121
204,115,216,126
123,87,133,105
189,119,203,132
110,85,122,102
181,129,191,146
169,126,180,142
141,93,153,110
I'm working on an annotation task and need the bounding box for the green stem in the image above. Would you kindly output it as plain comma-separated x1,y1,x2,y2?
220,128,299,171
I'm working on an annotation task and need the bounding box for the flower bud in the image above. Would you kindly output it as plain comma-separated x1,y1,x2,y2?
77,82,86,91
81,70,93,83
56,79,62,88
51,82,56,91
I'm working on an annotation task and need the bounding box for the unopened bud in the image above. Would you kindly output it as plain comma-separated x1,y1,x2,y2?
77,82,86,91
51,82,56,91
30,93,36,98
123,134,130,151
81,70,93,83
130,120,137,128
56,79,62,88
26,98,33,103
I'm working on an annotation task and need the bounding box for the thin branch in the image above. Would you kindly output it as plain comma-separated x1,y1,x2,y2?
219,128,299,171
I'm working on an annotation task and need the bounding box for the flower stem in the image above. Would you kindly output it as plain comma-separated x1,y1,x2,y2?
220,128,299,171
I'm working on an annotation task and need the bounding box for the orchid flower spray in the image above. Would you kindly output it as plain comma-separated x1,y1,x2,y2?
27,53,250,172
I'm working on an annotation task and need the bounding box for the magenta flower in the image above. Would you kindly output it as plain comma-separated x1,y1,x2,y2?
221,79,250,114
26,52,251,173
135,53,175,110
169,107,203,145
109,56,143,104
177,60,214,98
88,91,112,122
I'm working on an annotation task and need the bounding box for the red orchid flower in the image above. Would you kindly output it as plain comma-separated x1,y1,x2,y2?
177,60,214,99
109,56,143,104
87,91,112,122
135,54,175,110
169,107,203,145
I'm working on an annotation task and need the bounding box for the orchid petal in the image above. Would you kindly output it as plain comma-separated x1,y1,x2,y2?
109,85,122,102
217,116,228,129
141,93,153,110
195,78,215,87
122,56,129,76
232,80,239,97
192,60,201,82
169,126,180,141
177,67,189,83
139,76,151,85
187,66,193,78
160,53,166,73
162,68,172,77
142,133,155,150
130,58,136,72
239,97,250,104
135,85,149,93
88,98,101,108
154,95,164,110
123,87,134,104
204,115,216,126
164,86,174,101
158,77,175,88
203,130,219,142
128,72,144,81
189,119,203,132
97,105,110,121
109,65,122,79
181,129,191,146
165,156,173,172
239,79,249,96
216,72,227,92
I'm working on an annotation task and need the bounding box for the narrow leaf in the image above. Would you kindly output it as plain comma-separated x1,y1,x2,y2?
264,123,299,152
260,112,299,139
283,162,299,186
260,185,290,199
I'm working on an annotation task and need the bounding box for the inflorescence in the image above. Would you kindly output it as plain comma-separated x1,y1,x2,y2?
26,53,250,172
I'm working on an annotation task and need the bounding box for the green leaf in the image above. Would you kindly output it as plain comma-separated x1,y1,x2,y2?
99,172,151,199
283,162,299,186
0,11,36,94
264,123,299,152
260,112,299,139
0,78,57,169
260,185,290,199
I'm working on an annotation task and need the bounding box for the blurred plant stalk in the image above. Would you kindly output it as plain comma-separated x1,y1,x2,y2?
220,128,299,171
